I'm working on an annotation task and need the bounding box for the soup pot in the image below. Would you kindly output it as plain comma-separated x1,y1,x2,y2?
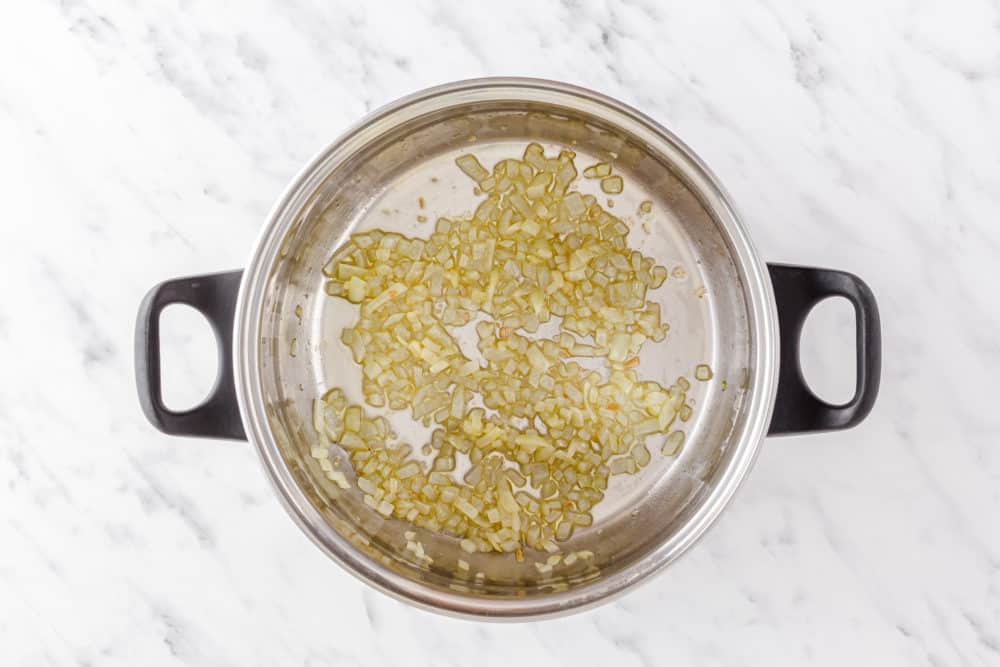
135,78,880,619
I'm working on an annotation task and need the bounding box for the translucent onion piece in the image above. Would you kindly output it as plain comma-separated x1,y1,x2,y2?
600,176,623,194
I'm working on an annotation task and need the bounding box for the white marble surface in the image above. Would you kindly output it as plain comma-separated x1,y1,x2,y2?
1,1,998,665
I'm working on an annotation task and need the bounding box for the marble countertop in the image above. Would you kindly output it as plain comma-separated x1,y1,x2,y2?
1,1,998,665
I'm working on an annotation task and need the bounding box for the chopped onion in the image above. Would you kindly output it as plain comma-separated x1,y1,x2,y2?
662,430,685,456
313,143,694,558
326,470,350,489
455,154,489,182
600,176,623,194
583,162,612,178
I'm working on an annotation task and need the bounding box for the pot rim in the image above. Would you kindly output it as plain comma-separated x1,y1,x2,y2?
233,77,779,619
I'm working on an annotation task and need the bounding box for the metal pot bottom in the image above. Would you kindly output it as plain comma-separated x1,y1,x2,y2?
237,80,776,617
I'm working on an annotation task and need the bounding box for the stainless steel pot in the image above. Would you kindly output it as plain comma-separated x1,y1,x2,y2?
135,78,880,619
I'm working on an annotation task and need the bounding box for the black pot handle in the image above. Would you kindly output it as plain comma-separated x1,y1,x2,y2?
766,264,881,435
135,270,247,440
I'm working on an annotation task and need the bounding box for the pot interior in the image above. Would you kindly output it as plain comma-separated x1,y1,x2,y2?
247,82,768,615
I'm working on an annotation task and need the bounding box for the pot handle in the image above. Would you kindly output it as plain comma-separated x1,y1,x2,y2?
766,264,881,435
135,270,247,440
